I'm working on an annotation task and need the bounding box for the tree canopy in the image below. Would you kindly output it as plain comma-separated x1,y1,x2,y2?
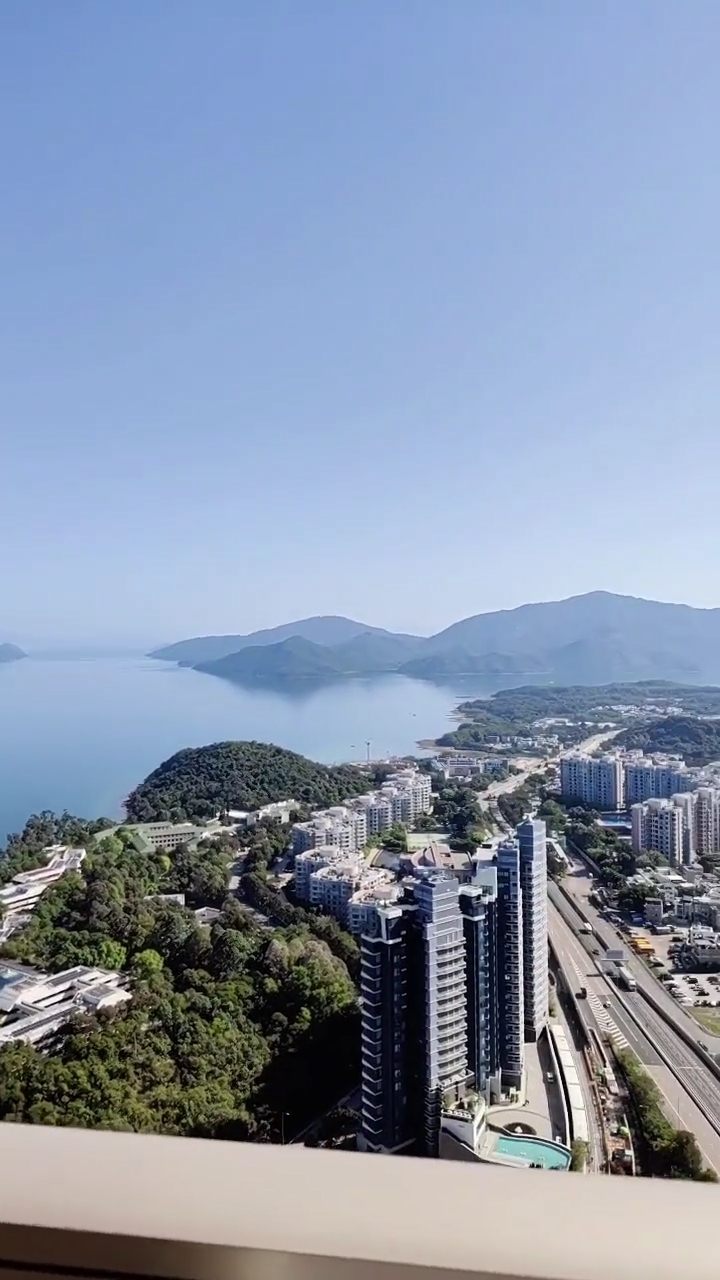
125,741,369,823
0,816,359,1141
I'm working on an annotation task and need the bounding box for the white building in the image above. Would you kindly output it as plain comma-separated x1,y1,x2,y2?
290,766,432,853
293,846,338,897
0,846,87,939
631,799,684,865
559,754,624,810
0,963,131,1046
496,838,524,1091
695,788,720,857
672,791,697,863
516,819,548,1042
625,758,694,805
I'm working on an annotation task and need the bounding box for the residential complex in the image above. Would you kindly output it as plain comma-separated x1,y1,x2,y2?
625,759,693,805
559,754,624,810
629,786,720,863
631,799,685,865
359,819,549,1157
291,768,432,856
561,750,715,816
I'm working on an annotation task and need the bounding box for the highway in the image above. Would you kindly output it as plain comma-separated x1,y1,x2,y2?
560,859,720,1056
549,891,720,1171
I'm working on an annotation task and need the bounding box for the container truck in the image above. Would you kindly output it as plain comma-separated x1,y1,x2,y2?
614,965,637,992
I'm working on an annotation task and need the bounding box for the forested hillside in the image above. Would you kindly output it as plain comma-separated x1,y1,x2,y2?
125,741,369,822
0,818,359,1139
613,716,720,766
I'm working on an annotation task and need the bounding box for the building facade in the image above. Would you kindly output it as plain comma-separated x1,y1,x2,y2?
625,760,693,806
517,819,549,1042
559,755,624,810
495,839,525,1090
630,799,684,865
695,788,720,857
459,877,499,1094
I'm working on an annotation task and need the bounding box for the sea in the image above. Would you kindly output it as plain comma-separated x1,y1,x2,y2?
0,656,545,844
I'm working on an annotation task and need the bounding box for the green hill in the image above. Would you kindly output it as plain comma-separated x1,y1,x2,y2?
613,716,720,766
125,740,369,822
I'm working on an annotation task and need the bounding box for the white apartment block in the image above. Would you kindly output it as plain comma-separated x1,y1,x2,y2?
625,759,694,805
631,799,684,866
559,754,624,810
695,788,720,857
308,862,363,920
516,819,548,1042
290,767,432,853
672,791,697,862
293,846,339,897
290,806,367,856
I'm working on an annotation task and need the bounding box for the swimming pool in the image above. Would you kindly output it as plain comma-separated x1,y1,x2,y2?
494,1134,571,1170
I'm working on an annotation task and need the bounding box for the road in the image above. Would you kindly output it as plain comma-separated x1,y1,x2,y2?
480,728,620,809
549,890,720,1171
561,859,720,1056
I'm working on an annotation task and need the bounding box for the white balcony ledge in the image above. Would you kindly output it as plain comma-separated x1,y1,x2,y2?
0,1123,717,1280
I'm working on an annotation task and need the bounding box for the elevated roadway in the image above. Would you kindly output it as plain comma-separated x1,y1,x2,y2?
560,859,720,1056
549,895,720,1172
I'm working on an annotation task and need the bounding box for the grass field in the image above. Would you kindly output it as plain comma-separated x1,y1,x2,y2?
689,1007,720,1035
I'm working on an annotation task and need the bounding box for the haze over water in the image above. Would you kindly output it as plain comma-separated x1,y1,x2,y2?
0,657,543,844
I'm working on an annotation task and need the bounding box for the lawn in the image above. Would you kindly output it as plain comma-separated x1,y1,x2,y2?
689,1008,720,1036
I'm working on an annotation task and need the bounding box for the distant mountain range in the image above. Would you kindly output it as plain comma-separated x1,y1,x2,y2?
149,592,720,686
0,643,26,664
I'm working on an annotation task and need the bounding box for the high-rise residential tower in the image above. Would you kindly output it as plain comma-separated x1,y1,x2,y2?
459,874,499,1096
516,818,549,1041
359,874,470,1157
495,838,524,1090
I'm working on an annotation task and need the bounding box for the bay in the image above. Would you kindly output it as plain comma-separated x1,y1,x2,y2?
0,656,542,843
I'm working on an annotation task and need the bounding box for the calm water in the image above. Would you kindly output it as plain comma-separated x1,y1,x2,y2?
0,657,540,843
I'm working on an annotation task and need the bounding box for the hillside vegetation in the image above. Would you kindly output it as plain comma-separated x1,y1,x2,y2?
0,818,358,1139
614,716,720,766
125,740,369,822
436,682,720,751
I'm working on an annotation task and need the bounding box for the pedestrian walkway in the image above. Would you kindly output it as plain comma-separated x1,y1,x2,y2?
586,990,629,1051
568,956,629,1051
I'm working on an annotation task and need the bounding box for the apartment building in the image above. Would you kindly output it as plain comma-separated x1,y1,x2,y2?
359,874,470,1157
631,799,684,866
291,807,367,856
495,839,525,1089
672,791,697,862
291,767,433,853
559,755,624,810
625,758,694,805
359,818,546,1156
459,875,499,1095
517,819,548,1042
695,788,720,857
293,846,339,897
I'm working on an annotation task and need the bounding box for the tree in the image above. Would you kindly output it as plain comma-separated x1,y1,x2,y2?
132,949,164,980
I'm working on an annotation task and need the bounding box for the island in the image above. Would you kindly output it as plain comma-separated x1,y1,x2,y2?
0,643,26,664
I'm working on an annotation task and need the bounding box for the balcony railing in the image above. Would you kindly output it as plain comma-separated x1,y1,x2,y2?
0,1123,717,1280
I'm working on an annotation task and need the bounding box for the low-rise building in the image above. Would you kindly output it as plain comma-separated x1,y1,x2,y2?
0,963,131,1046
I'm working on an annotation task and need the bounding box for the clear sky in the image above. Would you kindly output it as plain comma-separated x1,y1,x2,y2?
3,2,720,646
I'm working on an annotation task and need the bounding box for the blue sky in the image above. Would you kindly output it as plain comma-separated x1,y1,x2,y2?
3,2,720,646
